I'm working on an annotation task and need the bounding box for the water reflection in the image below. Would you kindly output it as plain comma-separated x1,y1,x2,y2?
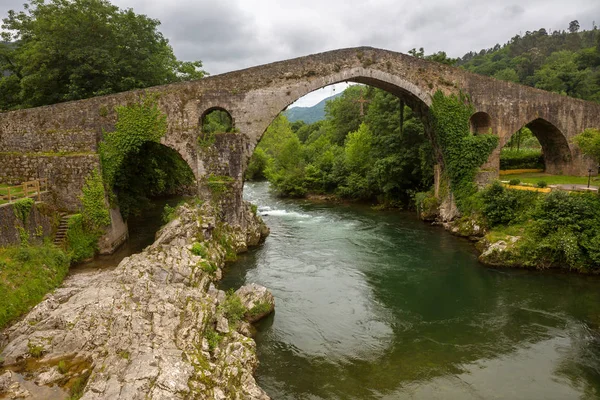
223,182,600,399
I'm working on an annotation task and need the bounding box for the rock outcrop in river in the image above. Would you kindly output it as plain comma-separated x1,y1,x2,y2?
0,201,272,399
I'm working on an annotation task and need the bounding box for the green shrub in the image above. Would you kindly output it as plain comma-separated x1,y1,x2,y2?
220,289,246,328
199,261,217,274
204,327,222,351
500,149,544,170
191,242,208,258
66,214,98,263
508,179,521,186
13,197,35,225
414,190,439,218
517,191,600,271
162,204,176,223
481,181,539,226
248,302,272,319
536,180,548,188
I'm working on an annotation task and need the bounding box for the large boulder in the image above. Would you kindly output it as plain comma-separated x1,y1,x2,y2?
235,284,275,323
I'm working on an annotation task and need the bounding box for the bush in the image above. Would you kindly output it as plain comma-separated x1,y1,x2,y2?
500,149,544,170
536,180,548,188
520,191,600,270
508,179,521,186
481,181,539,226
66,214,98,263
220,289,246,328
191,242,208,258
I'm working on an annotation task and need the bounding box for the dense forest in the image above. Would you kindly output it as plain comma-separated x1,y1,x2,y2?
457,21,600,103
246,86,434,206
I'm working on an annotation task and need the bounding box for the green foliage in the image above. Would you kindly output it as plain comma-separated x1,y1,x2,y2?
202,110,233,134
57,360,68,374
206,175,234,196
480,183,600,271
536,181,548,188
220,289,246,328
481,182,539,226
100,96,167,189
27,342,45,358
13,197,34,225
80,169,110,231
66,214,98,263
199,261,217,274
0,242,70,329
204,327,222,351
414,190,440,219
99,97,193,218
573,128,600,164
508,179,521,185
248,302,272,319
429,91,499,210
458,27,600,103
113,142,194,219
500,148,544,170
191,242,208,258
0,0,206,110
68,370,91,400
255,88,433,205
324,86,370,145
162,204,176,223
245,147,269,181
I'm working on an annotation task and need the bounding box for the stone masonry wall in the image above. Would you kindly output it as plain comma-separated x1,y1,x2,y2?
0,154,100,212
0,196,57,247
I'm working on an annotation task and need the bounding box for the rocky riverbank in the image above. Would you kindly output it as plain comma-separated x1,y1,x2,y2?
0,200,273,399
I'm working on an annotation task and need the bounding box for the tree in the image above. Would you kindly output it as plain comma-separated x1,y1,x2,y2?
0,0,206,110
569,20,580,34
573,128,600,165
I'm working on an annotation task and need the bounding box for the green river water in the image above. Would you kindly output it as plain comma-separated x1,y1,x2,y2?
221,181,600,400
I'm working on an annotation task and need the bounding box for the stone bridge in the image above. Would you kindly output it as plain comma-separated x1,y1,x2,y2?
1,46,600,217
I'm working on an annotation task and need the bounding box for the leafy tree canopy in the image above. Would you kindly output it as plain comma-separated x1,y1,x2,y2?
458,24,600,102
0,0,206,110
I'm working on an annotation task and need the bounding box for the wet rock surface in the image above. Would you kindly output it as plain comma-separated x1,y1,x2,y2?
0,202,271,399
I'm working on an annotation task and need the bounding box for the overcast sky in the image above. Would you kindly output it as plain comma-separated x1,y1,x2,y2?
1,0,599,106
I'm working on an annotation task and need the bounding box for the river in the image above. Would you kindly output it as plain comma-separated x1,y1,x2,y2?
221,181,600,400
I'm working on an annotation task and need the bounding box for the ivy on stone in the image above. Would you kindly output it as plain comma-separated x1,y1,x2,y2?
80,169,111,231
99,95,167,189
429,91,498,211
13,197,34,225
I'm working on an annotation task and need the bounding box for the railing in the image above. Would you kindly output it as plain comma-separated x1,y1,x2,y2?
0,178,49,204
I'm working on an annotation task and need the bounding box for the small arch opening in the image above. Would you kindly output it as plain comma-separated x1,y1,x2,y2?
470,112,492,134
201,108,234,134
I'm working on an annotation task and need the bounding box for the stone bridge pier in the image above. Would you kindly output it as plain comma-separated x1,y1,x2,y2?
1,47,600,236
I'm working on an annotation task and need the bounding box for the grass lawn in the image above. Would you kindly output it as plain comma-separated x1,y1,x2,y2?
500,172,600,186
0,243,70,329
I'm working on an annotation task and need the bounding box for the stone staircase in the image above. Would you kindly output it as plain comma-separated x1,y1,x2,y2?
54,213,71,246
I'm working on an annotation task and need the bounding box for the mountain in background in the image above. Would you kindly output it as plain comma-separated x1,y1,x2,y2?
283,92,343,123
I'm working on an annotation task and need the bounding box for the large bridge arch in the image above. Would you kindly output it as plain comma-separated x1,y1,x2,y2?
240,67,434,154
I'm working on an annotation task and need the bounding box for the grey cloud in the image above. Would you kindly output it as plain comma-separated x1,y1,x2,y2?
1,0,599,75
503,5,525,18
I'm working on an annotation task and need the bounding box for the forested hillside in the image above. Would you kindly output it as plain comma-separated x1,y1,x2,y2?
283,93,342,123
246,85,434,206
457,22,600,102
